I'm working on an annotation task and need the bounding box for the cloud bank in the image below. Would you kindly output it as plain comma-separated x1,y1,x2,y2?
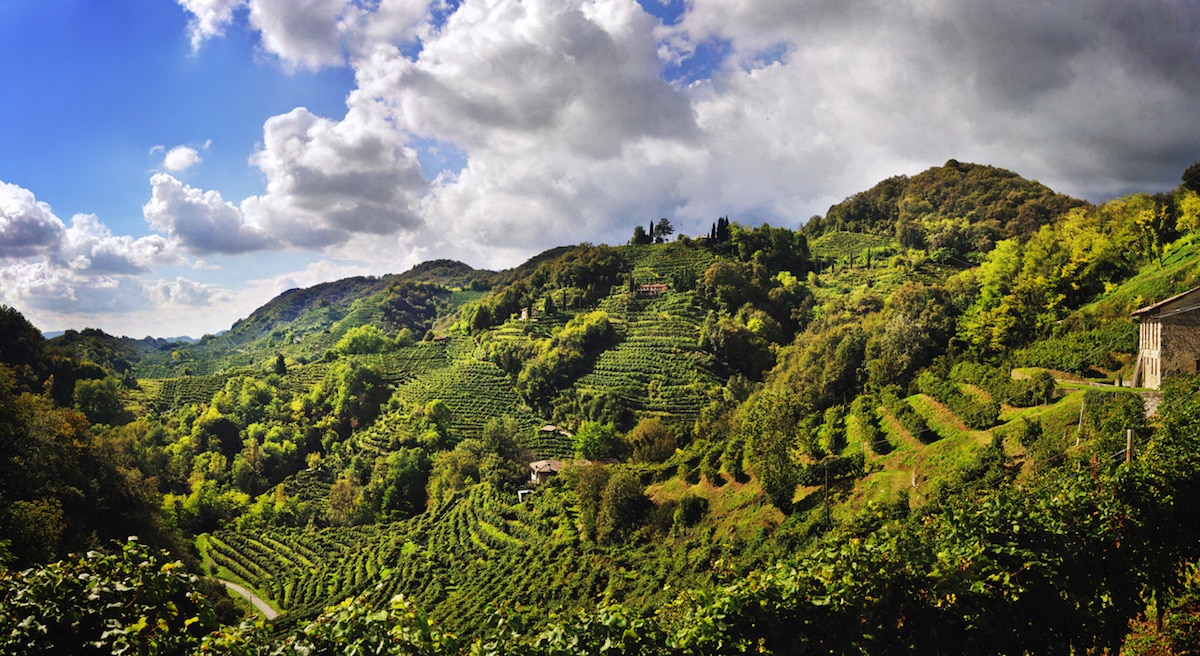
177,0,1200,259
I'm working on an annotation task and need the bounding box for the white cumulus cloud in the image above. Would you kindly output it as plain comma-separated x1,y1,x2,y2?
59,213,177,275
248,0,354,70
178,0,247,50
242,104,427,249
0,181,67,258
143,173,275,254
147,276,218,306
163,145,203,172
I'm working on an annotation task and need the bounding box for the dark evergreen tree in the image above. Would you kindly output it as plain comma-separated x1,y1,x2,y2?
1183,160,1200,195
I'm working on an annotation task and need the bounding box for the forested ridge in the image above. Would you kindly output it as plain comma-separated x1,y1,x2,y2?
5,160,1200,653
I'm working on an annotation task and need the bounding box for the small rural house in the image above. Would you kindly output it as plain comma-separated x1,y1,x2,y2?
1132,285,1200,389
529,459,564,484
637,283,668,297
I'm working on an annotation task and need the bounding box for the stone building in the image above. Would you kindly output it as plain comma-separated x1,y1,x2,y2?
1132,285,1200,389
529,459,564,485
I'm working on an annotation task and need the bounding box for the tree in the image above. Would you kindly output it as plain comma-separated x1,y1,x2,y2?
327,471,362,526
630,225,651,245
427,439,485,505
596,468,650,544
734,388,799,510
73,376,124,425
334,324,390,355
1183,160,1200,195
273,352,288,375
627,417,678,463
481,416,521,460
378,448,431,518
1177,190,1200,233
654,217,674,243
574,463,610,542
574,421,621,460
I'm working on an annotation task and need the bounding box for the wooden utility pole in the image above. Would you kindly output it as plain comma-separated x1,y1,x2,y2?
824,459,831,529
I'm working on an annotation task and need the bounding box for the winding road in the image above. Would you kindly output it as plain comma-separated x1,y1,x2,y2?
220,579,279,620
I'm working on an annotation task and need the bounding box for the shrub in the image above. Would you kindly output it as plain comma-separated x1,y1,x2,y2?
674,493,709,528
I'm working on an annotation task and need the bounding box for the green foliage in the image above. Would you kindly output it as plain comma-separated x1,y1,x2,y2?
950,362,1056,407
795,453,864,487
1010,418,1063,473
73,375,126,425
630,224,651,245
850,394,890,455
0,364,164,567
626,417,678,463
292,593,457,655
734,389,799,510
730,222,810,274
573,421,621,460
959,195,1170,354
335,324,392,355
881,387,933,443
1013,321,1137,375
1182,160,1200,195
864,282,956,389
817,405,847,453
1080,389,1147,464
809,160,1084,257
574,463,610,542
722,438,749,483
12,165,1200,654
375,448,431,518
674,493,708,529
0,539,219,655
700,313,773,380
915,371,999,430
0,304,50,384
517,311,616,409
596,468,650,545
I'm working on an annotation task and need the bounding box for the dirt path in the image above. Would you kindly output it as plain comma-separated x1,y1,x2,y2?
221,579,279,620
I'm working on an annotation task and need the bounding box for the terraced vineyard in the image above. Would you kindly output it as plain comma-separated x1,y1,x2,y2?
353,337,555,454
143,373,234,413
203,522,411,618
809,231,898,261
580,291,719,421
204,482,714,636
203,486,570,622
622,241,717,282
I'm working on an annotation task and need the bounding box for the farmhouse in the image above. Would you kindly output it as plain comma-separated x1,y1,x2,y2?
1132,285,1200,389
636,283,669,297
529,459,564,484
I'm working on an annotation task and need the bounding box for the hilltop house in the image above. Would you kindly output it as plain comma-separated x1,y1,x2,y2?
1132,285,1200,389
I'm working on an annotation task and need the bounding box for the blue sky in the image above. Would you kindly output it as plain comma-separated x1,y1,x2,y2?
0,0,1197,337
0,1,353,230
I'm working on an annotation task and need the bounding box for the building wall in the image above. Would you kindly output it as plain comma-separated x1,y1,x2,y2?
1140,319,1162,389
1162,314,1200,382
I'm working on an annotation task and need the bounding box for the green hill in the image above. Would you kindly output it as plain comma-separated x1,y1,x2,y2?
8,160,1200,654
807,160,1087,260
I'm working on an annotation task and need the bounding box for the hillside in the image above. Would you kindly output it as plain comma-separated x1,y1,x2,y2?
8,161,1200,654
807,160,1087,261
